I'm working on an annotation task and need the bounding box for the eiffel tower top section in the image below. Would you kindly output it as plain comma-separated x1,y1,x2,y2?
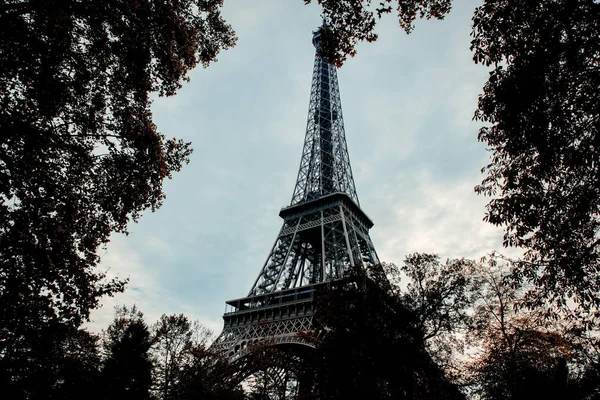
289,23,359,207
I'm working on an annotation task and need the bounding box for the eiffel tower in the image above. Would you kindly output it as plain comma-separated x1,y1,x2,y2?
212,23,380,361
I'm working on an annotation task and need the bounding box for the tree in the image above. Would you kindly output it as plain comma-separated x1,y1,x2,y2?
309,267,465,400
468,329,571,400
50,328,103,400
394,254,478,376
149,313,244,400
0,323,102,400
464,258,571,400
0,0,236,371
470,0,600,311
303,0,452,66
151,313,212,400
101,306,153,400
558,317,600,399
169,342,245,400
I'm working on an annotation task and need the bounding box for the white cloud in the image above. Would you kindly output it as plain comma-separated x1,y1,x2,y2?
375,172,504,262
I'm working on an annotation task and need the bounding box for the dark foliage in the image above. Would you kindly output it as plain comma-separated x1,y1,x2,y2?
148,312,243,400
167,341,244,400
0,0,235,347
393,254,478,376
303,0,452,66
151,313,230,400
463,257,600,400
101,306,153,400
470,329,570,400
471,0,600,309
1,323,101,400
571,365,600,400
309,267,465,400
464,262,571,400
0,0,235,392
152,314,197,400
399,254,476,340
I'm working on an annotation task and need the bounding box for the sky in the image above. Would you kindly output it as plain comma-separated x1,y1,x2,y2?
88,0,515,335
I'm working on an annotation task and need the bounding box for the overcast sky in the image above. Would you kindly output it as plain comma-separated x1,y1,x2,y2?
88,0,515,335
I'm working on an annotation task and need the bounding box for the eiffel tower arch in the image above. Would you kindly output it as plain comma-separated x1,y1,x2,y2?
212,22,381,373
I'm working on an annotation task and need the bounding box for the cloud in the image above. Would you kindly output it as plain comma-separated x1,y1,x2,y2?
89,0,519,338
87,234,161,332
88,234,223,334
372,169,508,264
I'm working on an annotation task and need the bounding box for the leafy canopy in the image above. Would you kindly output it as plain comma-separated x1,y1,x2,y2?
472,0,600,309
0,0,236,333
303,0,452,66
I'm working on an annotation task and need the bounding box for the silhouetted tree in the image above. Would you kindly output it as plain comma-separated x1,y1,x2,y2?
393,254,478,375
51,328,102,400
1,322,101,400
302,0,452,66
171,344,245,400
571,364,600,400
468,329,570,400
101,306,153,400
471,0,600,312
464,258,571,400
310,267,465,400
559,323,600,399
0,0,236,387
151,313,213,400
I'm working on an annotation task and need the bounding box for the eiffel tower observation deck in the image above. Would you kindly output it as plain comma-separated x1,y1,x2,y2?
212,23,380,361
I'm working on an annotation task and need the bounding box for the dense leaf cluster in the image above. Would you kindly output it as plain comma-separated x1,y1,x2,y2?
0,0,235,389
307,267,465,400
0,0,235,327
3,306,244,400
471,0,600,309
102,306,154,400
303,0,452,66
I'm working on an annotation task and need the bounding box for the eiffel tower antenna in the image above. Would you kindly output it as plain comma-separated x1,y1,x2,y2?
212,22,380,362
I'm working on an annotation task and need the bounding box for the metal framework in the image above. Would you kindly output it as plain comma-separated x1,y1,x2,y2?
290,30,359,207
212,24,380,361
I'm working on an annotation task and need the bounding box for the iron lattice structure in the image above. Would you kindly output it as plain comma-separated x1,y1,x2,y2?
212,25,380,361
